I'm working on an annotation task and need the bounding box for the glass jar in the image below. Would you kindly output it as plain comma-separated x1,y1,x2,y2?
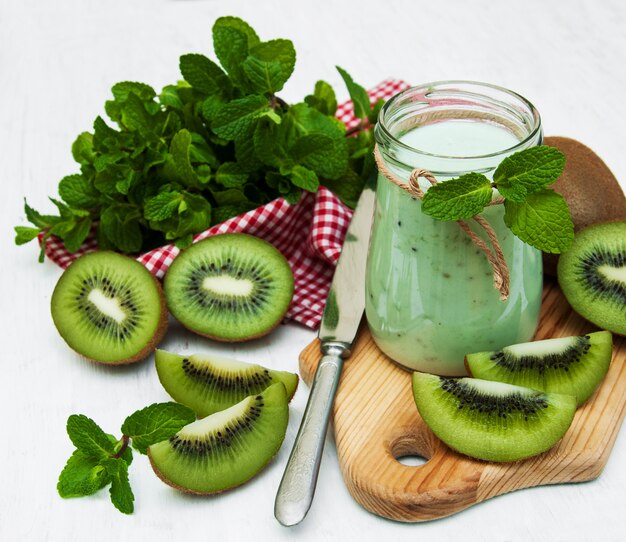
366,81,543,376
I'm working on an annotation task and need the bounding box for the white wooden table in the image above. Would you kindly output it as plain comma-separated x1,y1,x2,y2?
2,1,625,540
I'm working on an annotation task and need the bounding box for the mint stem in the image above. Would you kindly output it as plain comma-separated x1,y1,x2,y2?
114,435,130,459
345,120,371,137
270,94,288,110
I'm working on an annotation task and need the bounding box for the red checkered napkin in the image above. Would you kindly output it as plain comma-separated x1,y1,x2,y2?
42,79,410,329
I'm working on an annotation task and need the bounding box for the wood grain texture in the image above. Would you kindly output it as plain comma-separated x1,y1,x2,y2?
299,280,626,522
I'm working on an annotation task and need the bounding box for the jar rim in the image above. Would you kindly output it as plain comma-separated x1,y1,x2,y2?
375,80,542,162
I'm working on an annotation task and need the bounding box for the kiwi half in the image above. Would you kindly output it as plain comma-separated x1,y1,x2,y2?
465,331,612,405
164,234,294,341
50,251,167,364
148,382,288,494
155,349,299,417
557,221,626,335
412,372,576,462
543,137,626,276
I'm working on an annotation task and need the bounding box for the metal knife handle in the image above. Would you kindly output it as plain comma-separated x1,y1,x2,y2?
274,342,349,527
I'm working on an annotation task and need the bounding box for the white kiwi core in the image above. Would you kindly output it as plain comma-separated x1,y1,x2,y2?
191,354,258,371
459,377,533,396
503,336,577,358
87,289,126,324
598,264,626,283
178,395,254,437
202,276,254,297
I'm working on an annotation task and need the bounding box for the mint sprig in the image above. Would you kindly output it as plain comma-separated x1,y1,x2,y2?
57,403,195,514
16,16,381,260
421,145,573,253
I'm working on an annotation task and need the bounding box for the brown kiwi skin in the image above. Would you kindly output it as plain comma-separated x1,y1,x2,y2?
543,137,626,276
68,275,168,365
146,442,281,495
178,318,285,343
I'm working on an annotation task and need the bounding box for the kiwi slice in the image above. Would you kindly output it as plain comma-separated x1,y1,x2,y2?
50,251,167,364
155,349,299,417
557,221,626,335
148,382,288,494
164,233,294,341
412,372,576,462
465,331,613,405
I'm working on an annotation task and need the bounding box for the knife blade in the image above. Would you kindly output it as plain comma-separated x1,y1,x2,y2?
274,182,376,527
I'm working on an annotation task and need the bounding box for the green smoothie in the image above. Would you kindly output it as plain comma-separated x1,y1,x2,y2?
366,121,543,376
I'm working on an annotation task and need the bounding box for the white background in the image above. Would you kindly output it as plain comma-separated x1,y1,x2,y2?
2,0,626,541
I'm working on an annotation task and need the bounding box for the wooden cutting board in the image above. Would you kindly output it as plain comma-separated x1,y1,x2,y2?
298,279,626,522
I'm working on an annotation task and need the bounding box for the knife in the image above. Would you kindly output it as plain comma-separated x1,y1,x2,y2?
274,182,377,527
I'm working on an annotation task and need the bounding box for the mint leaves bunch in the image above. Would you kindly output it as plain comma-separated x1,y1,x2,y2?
15,16,382,261
421,145,574,253
58,403,195,514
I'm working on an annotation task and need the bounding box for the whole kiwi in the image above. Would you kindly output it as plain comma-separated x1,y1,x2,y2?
543,137,626,276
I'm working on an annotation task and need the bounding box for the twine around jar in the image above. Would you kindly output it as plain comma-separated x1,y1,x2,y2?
373,144,511,301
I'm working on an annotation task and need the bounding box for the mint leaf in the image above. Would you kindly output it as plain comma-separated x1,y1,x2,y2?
253,118,291,168
289,165,319,192
57,450,110,498
71,132,95,165
120,92,154,136
111,81,156,102
243,56,283,95
212,95,270,140
14,226,41,245
63,217,92,253
168,129,202,188
121,402,196,454
102,458,134,514
289,102,345,138
494,146,566,202
212,16,260,88
144,191,183,221
24,199,59,228
58,174,100,209
100,204,143,253
147,192,211,244
66,415,115,459
243,39,296,94
321,169,365,209
216,162,249,188
290,133,348,180
305,80,337,116
336,66,370,120
159,84,184,109
368,98,385,124
422,173,493,220
503,189,574,253
179,54,232,98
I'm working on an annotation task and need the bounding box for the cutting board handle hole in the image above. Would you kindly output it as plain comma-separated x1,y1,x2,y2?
395,454,428,467
390,432,433,468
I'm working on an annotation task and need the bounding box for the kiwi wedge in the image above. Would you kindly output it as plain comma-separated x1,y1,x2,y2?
50,251,167,364
412,372,576,462
164,233,294,341
148,382,288,494
465,331,613,405
155,349,299,417
557,221,626,335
